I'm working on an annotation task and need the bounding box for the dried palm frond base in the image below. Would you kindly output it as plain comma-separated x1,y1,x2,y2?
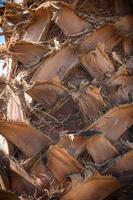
0,0,133,200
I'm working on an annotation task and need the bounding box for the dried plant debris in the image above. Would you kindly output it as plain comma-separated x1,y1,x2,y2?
7,89,27,122
107,151,133,176
47,145,83,182
126,56,133,69
107,67,133,105
22,3,52,42
72,85,106,120
0,121,53,157
57,135,86,158
85,104,133,142
8,41,45,67
114,15,133,38
3,2,33,24
55,5,88,36
80,44,115,79
31,46,79,82
0,76,6,90
86,135,119,164
0,0,133,200
122,38,133,57
80,24,121,52
61,175,122,200
26,81,68,109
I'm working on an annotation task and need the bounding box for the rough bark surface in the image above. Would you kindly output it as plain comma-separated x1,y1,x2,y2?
0,0,133,199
